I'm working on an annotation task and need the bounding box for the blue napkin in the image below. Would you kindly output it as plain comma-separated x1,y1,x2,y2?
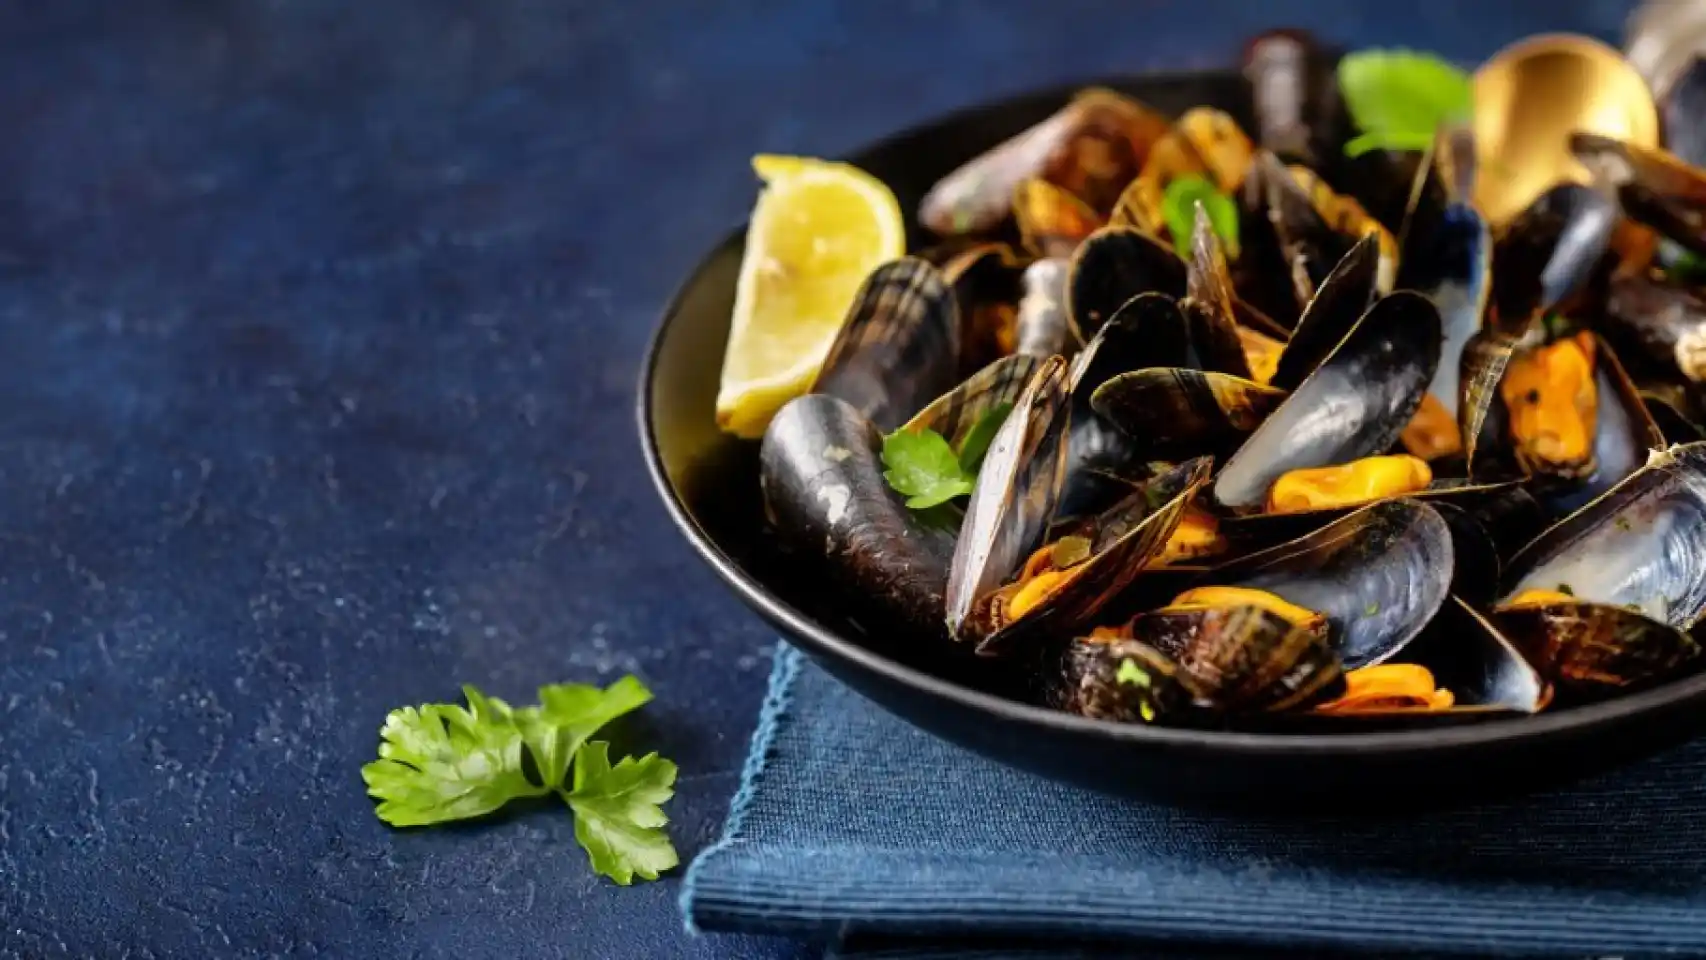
682,646,1706,959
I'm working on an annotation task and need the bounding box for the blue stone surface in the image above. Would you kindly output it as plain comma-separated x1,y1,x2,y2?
0,1,1635,957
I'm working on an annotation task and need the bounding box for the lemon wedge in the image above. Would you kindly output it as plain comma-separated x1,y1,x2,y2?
715,154,905,438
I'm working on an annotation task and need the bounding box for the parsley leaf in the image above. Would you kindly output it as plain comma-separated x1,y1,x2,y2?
882,428,977,509
362,685,545,827
956,402,1013,473
1337,49,1472,158
1116,659,1152,689
1162,178,1239,260
518,676,653,790
363,676,678,884
566,742,681,885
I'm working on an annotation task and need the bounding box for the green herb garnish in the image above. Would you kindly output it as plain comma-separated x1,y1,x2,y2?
1337,49,1472,158
1364,601,1381,616
1115,659,1158,722
882,404,1013,510
361,676,678,885
1557,583,1575,597
882,428,977,508
1542,313,1574,341
1162,177,1239,260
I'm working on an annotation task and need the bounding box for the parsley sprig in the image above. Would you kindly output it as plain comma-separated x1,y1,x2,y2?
880,403,1011,510
1337,49,1472,158
362,675,678,885
1161,178,1239,260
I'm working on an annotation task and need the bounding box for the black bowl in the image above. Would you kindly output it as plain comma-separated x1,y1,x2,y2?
639,71,1706,810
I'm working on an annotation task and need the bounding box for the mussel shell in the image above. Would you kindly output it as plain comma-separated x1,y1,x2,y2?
1639,378,1706,442
1012,257,1076,358
1501,441,1706,629
1399,200,1491,423
1181,207,1254,379
1605,272,1706,384
1091,367,1285,461
759,394,958,641
946,357,1073,641
942,244,1027,376
1294,597,1549,728
1396,125,1477,267
1051,636,1203,722
1055,299,1161,520
1459,326,1531,475
1491,181,1618,325
1067,226,1186,336
812,257,961,432
1014,179,1103,260
1213,291,1442,511
1267,234,1379,392
1212,499,1456,670
1573,132,1706,258
1251,151,1356,308
902,353,1042,448
918,88,1169,236
1219,479,1521,568
1131,604,1345,711
974,458,1214,654
1492,600,1701,696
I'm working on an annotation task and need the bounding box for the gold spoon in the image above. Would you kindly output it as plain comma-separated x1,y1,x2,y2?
1472,33,1660,228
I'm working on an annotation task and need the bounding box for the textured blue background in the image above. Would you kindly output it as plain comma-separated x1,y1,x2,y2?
0,1,1636,958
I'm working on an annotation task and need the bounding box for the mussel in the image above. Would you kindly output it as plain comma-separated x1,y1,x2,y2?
1492,442,1706,694
947,386,1214,650
1052,499,1470,723
941,244,1026,375
812,257,961,432
1573,132,1706,258
920,89,1170,236
1605,272,1706,384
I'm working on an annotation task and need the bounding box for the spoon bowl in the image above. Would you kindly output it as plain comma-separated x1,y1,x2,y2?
1473,33,1660,227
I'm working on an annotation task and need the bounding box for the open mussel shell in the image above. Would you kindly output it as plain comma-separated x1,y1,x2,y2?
1091,367,1285,461
812,257,961,432
1013,257,1077,359
1213,291,1442,512
920,88,1170,237
953,455,1214,654
946,356,1073,643
1605,272,1706,385
1490,180,1619,325
1459,325,1532,475
1180,206,1255,380
1055,301,1161,520
1504,332,1667,516
759,394,959,642
1220,479,1522,562
1066,226,1186,336
1249,151,1361,311
1572,132,1706,257
1269,598,1549,731
1266,233,1379,392
1500,441,1706,629
1211,499,1456,670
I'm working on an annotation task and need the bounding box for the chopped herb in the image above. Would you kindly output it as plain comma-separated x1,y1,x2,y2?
1337,49,1472,158
361,676,678,885
1557,583,1575,596
1364,601,1381,616
881,428,977,509
1615,515,1633,532
1139,699,1157,723
1542,313,1573,341
956,402,1013,473
1116,658,1153,689
1162,177,1239,260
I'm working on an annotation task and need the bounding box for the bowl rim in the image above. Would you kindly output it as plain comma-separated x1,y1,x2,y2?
636,69,1706,758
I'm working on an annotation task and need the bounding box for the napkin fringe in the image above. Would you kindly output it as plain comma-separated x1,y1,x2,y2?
680,644,802,935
